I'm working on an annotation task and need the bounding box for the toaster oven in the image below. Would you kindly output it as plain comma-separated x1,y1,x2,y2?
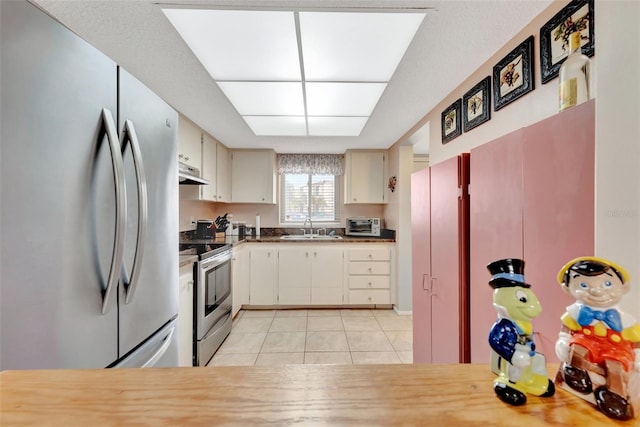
345,217,382,237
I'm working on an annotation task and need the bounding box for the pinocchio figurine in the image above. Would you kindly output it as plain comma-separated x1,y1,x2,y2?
555,257,640,421
487,258,555,405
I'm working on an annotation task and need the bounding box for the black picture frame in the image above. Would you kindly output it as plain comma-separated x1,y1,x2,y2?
493,35,535,111
441,99,462,144
540,0,594,84
463,76,491,132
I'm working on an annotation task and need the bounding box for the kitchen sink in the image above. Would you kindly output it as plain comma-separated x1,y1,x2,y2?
279,234,343,240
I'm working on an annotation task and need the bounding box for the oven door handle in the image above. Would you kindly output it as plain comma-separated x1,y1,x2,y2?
120,119,148,305
199,251,231,270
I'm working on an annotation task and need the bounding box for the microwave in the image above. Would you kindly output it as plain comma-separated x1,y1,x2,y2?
346,218,382,237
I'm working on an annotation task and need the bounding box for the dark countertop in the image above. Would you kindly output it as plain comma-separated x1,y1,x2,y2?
178,231,395,267
233,235,395,244
178,254,198,268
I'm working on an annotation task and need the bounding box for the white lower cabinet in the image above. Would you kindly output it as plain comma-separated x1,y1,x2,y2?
310,247,344,305
277,247,311,305
277,245,344,305
245,243,393,307
249,246,277,305
178,263,194,367
231,244,248,317
347,245,393,305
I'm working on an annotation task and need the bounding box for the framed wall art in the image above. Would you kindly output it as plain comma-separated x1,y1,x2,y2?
441,98,462,144
463,76,491,132
493,35,535,111
540,0,594,84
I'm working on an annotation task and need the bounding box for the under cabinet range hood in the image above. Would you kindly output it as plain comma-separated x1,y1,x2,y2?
178,162,209,185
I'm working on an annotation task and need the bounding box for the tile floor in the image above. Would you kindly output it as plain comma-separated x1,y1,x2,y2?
208,308,413,366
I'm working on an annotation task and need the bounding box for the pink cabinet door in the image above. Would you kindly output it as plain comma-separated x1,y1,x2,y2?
468,100,595,363
412,155,468,364
430,155,467,363
469,131,525,363
411,168,432,363
522,100,595,361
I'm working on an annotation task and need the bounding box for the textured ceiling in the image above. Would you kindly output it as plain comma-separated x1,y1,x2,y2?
32,0,552,154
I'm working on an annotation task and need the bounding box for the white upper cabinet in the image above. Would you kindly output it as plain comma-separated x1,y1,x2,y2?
177,115,202,169
231,149,276,204
344,150,388,204
200,133,218,201
216,143,231,203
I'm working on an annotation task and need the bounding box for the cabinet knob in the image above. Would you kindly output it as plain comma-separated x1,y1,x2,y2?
368,268,372,272
185,156,190,161
368,282,372,287
178,154,184,159
368,254,373,258
368,297,372,301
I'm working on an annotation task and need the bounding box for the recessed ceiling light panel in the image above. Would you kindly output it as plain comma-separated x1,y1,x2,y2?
217,82,305,115
308,117,369,136
243,116,307,136
306,82,387,116
162,9,300,80
162,8,425,137
300,12,425,81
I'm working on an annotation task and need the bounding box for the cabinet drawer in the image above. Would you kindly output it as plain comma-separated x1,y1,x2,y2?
348,290,390,305
348,247,390,261
349,262,390,275
348,275,390,289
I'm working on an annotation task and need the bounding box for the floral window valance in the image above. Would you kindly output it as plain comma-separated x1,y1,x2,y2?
277,154,344,176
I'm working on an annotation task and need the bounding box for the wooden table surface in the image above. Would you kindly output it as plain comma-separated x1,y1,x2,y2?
0,364,627,426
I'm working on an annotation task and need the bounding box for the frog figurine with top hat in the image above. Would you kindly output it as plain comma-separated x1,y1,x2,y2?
487,258,555,406
554,257,640,421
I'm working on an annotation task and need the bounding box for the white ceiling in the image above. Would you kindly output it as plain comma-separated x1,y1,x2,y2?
32,0,552,154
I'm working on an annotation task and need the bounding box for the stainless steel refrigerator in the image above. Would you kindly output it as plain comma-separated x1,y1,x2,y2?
1,0,179,369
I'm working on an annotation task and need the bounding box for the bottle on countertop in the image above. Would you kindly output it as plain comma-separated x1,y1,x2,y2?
559,31,591,112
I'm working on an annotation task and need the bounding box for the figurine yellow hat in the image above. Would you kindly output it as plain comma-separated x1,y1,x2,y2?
557,256,630,285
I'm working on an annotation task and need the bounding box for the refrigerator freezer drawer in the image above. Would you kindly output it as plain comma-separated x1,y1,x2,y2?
112,318,178,368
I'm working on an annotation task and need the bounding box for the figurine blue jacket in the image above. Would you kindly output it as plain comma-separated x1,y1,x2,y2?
489,318,535,362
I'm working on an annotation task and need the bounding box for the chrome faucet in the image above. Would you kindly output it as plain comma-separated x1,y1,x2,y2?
303,216,313,235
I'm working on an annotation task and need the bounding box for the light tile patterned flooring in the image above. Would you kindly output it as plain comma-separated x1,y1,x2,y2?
208,308,413,366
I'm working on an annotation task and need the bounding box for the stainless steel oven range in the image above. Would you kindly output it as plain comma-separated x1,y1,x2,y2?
179,241,232,366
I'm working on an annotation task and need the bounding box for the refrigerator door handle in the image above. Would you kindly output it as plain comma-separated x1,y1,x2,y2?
120,119,148,304
100,108,127,315
141,326,174,368
430,277,437,297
